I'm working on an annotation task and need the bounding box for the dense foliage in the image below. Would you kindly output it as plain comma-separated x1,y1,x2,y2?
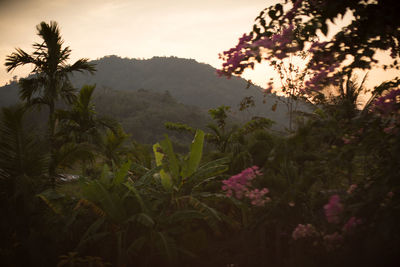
1,2,400,265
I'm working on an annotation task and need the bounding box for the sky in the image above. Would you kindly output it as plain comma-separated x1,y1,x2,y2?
0,0,276,87
0,0,398,93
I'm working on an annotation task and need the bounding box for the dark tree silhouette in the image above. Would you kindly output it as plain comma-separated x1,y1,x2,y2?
5,21,96,183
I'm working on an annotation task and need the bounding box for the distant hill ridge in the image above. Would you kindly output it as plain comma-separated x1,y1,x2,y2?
74,55,266,109
72,55,292,124
0,55,301,129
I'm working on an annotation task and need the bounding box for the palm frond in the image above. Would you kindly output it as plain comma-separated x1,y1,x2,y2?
18,75,46,102
55,142,95,170
5,48,37,72
0,105,48,181
61,58,96,75
59,80,77,104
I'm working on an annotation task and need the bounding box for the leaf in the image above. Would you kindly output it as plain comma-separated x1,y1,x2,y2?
188,196,221,233
114,160,131,185
160,135,180,183
76,217,106,251
127,236,147,255
128,213,155,228
182,130,204,179
153,143,172,191
124,182,146,212
167,210,204,223
37,192,63,215
100,164,111,184
157,232,174,262
135,165,162,186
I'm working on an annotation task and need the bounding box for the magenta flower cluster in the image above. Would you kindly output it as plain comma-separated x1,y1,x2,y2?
304,41,341,91
218,22,299,79
324,195,343,224
217,33,254,78
323,232,343,250
292,223,317,240
372,88,400,117
222,166,270,207
283,0,304,22
342,216,362,232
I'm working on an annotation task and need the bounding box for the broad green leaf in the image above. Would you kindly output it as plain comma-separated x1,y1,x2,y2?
127,236,147,255
153,143,172,191
76,217,106,251
190,157,229,181
160,135,180,183
114,160,131,185
128,213,155,228
124,182,146,212
182,129,204,178
100,164,111,184
157,232,173,262
135,165,162,186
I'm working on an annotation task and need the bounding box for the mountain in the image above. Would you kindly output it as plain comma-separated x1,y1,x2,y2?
0,55,310,141
0,83,19,107
71,55,296,127
92,87,212,144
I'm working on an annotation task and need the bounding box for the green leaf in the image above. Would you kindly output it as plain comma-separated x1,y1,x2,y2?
100,164,111,184
157,232,174,262
153,143,172,191
167,210,204,223
113,160,131,185
124,182,146,212
182,130,204,179
130,213,155,228
160,135,180,183
127,236,147,255
135,165,162,186
77,217,106,251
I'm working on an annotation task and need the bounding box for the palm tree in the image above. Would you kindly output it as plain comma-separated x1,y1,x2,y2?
56,85,118,144
56,85,119,174
5,21,96,183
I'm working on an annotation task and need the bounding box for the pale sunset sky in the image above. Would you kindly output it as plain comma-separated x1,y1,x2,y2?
0,0,397,91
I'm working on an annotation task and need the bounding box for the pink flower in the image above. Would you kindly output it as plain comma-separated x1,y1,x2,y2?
324,195,343,224
342,137,352,144
342,216,362,232
372,89,400,117
292,224,317,240
383,124,398,134
217,33,255,78
347,184,357,194
283,0,304,21
246,188,270,206
222,166,270,206
323,232,343,250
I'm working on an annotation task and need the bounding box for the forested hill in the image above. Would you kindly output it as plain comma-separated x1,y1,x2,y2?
0,55,310,130
73,55,264,109
72,55,294,124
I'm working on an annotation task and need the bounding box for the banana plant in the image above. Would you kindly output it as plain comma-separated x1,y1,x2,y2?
72,162,175,267
152,130,238,236
153,129,229,193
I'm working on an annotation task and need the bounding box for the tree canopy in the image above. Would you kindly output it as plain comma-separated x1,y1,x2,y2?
218,0,400,94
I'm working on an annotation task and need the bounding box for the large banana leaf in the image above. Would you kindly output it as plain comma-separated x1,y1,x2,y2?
153,143,172,191
181,129,204,179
